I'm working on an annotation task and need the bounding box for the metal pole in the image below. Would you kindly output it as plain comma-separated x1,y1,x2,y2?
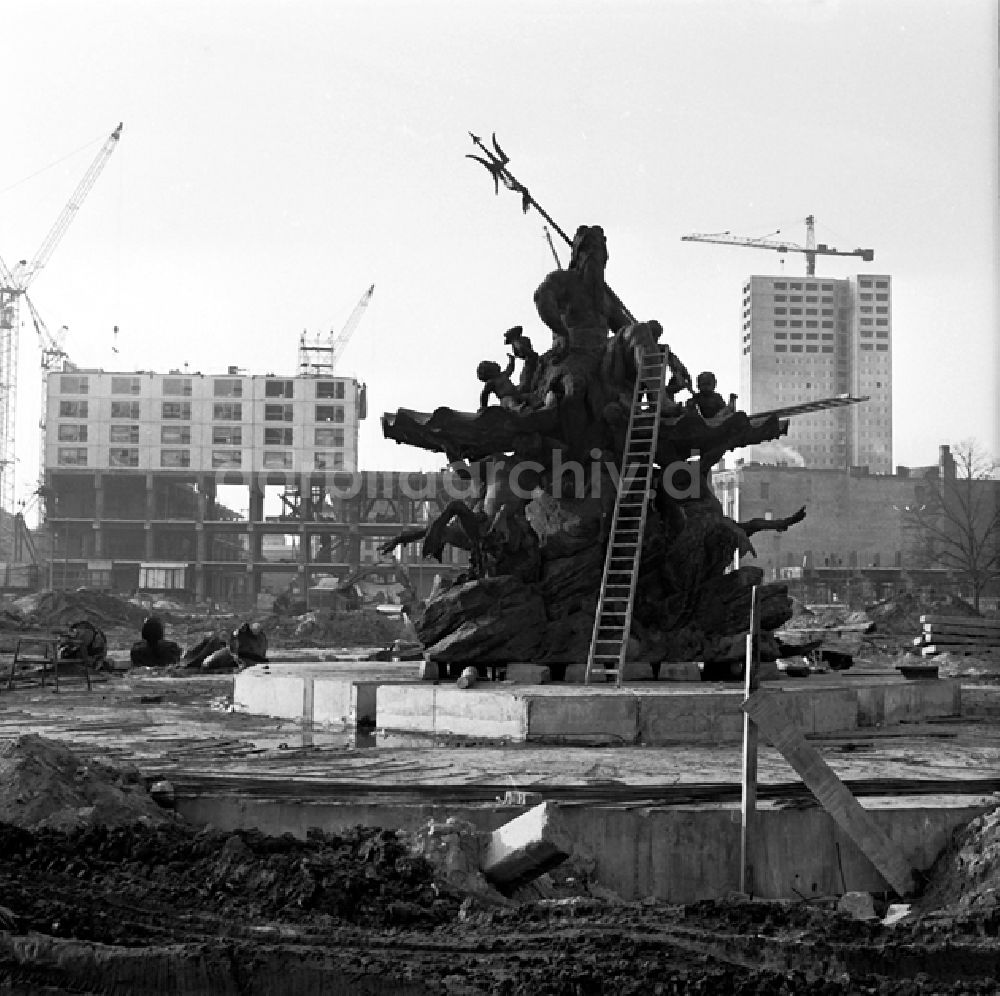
740,584,761,895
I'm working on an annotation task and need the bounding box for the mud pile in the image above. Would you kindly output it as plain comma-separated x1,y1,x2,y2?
4,589,147,632
0,822,459,941
867,592,985,639
264,608,403,648
912,801,1000,933
0,735,170,831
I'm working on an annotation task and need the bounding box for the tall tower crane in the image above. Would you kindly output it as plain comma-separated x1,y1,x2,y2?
0,122,122,514
298,283,375,376
681,215,874,276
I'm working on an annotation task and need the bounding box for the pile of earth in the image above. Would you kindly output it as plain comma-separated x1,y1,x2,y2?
1,588,148,634
261,608,404,649
865,591,985,637
908,801,1000,934
0,735,170,831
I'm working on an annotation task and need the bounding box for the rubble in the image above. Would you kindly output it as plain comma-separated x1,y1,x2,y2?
0,735,171,830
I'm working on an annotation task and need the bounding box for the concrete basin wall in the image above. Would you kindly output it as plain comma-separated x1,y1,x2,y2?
175,791,989,903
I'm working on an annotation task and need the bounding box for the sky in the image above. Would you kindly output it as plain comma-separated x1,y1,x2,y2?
1,0,996,505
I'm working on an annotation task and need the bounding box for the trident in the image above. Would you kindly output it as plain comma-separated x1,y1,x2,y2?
467,132,692,391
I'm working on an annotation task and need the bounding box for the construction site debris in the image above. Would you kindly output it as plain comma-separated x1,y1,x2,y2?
911,801,1000,929
0,734,171,830
5,589,148,632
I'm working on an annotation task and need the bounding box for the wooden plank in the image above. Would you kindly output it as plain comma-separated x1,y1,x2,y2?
921,614,1000,630
923,624,1000,640
743,689,915,897
923,645,1000,658
921,636,1000,647
740,586,760,895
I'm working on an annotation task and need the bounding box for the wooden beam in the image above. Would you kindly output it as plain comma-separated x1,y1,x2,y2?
743,689,915,897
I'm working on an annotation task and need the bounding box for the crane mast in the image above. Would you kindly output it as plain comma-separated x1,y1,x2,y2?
681,215,874,276
0,123,122,518
298,284,375,376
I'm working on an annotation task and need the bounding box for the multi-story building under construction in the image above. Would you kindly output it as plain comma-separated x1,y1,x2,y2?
42,366,466,605
738,273,892,472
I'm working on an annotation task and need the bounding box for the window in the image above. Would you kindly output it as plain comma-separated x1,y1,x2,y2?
110,425,140,444
58,424,87,442
109,448,139,467
806,345,818,353
316,380,346,400
315,451,345,470
162,402,191,420
774,345,787,352
265,403,293,422
789,332,802,340
111,376,140,394
265,379,293,398
161,425,191,444
789,282,802,290
821,346,833,353
774,320,787,327
111,400,140,419
790,308,802,315
876,331,889,339
162,377,192,396
57,447,87,466
264,427,293,446
876,344,889,351
60,374,89,394
140,566,186,590
790,320,802,328
212,450,242,468
315,405,344,423
59,400,88,418
263,451,293,469
774,282,787,289
773,332,787,339
790,345,802,352
213,378,242,397
212,426,242,445
161,449,191,468
876,318,888,326
213,402,242,420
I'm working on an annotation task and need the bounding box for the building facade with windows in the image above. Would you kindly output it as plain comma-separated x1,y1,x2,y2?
43,368,467,605
738,274,892,473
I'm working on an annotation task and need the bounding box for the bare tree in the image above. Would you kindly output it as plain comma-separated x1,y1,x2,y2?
902,440,1000,611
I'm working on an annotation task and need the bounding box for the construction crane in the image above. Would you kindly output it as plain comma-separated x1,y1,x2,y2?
0,122,123,515
298,283,375,376
681,215,874,276
26,295,71,500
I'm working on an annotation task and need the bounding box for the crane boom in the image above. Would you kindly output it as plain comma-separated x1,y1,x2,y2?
681,215,873,276
0,122,122,520
330,283,375,368
13,123,123,290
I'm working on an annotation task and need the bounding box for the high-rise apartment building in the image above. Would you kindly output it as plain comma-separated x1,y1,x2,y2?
738,273,892,473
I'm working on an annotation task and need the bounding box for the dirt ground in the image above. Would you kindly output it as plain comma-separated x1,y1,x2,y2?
1,811,999,994
1,590,999,993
